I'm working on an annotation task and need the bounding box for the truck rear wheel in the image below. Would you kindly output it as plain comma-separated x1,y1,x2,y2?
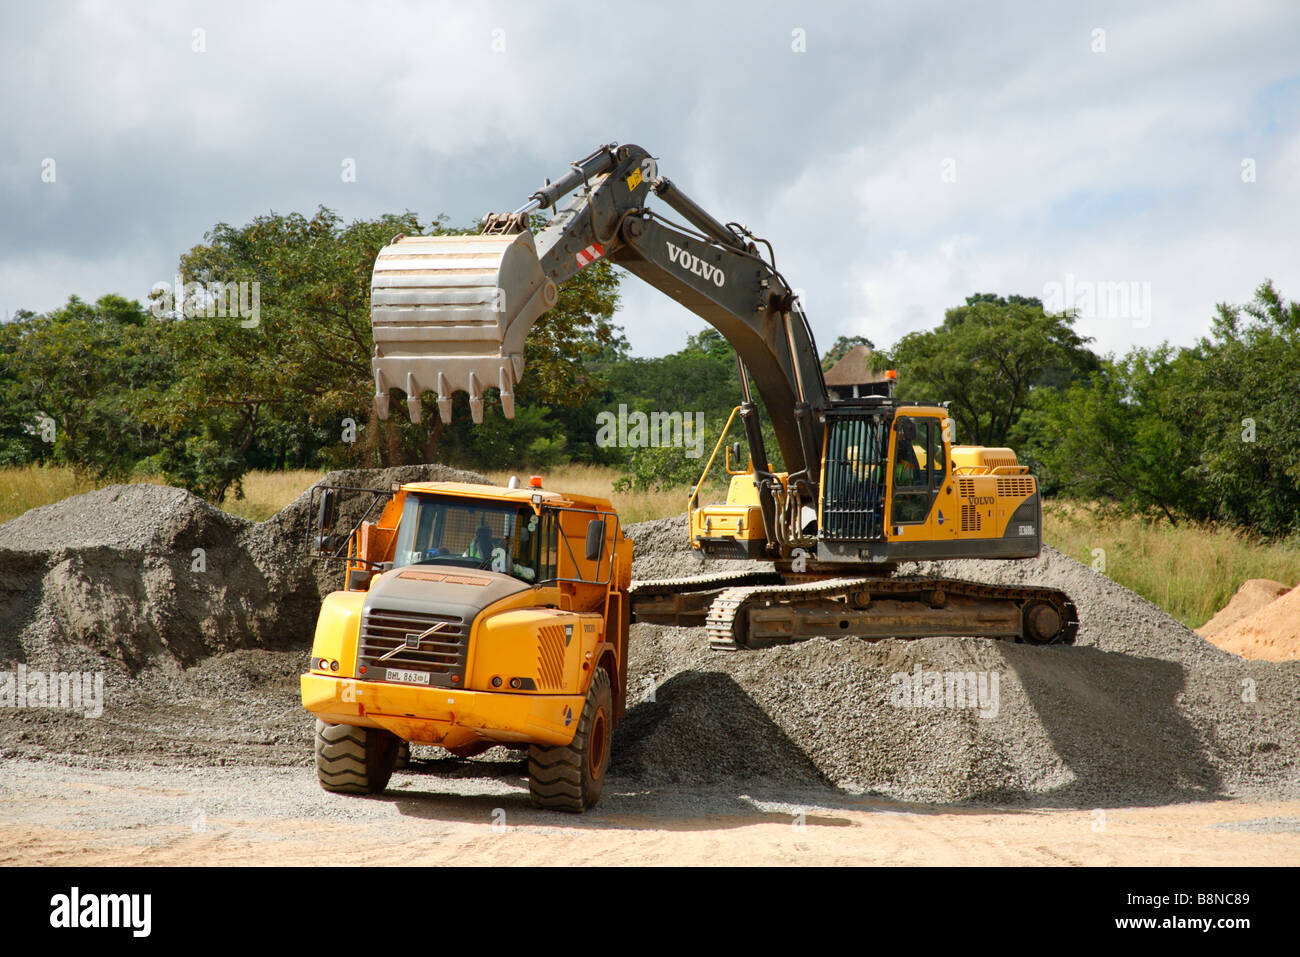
315,719,399,794
528,667,612,812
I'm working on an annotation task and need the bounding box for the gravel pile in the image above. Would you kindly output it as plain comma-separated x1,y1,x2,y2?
0,484,308,671
0,465,488,769
3,494,1297,810
613,515,1300,806
0,465,487,672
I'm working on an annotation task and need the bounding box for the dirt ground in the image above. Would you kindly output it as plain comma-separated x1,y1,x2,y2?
3,757,1298,866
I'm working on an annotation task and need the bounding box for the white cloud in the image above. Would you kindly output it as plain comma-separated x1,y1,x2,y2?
2,0,1298,364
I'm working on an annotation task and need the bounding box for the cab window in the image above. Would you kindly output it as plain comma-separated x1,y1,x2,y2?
891,418,934,524
392,495,541,583
535,509,559,583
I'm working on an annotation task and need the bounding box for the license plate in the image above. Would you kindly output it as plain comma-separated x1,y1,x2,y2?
385,668,430,685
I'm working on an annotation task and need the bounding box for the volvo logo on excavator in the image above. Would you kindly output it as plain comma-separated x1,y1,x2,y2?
666,241,726,288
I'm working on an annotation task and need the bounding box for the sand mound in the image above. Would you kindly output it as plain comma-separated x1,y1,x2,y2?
1209,586,1300,662
614,515,1300,806
1199,579,1291,638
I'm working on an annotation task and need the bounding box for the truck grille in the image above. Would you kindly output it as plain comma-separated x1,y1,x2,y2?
537,624,566,691
358,606,469,687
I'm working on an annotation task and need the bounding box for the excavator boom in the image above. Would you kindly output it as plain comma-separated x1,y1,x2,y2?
369,142,1078,650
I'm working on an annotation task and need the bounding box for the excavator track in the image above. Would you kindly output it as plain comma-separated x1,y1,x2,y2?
629,570,784,629
702,575,1079,652
630,569,783,597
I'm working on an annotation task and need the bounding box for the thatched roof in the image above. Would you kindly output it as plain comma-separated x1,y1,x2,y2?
823,344,890,386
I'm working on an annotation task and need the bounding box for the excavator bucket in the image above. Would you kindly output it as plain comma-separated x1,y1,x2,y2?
369,231,557,424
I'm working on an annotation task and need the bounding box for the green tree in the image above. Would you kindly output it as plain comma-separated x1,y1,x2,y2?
1021,348,1197,522
0,295,169,476
881,294,1098,447
1025,281,1300,535
1185,280,1300,534
142,207,625,500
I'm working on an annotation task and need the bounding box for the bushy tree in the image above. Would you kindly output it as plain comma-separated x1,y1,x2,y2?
1026,281,1300,535
0,295,169,476
1186,280,1300,533
140,207,624,499
880,294,1098,447
1019,348,1198,521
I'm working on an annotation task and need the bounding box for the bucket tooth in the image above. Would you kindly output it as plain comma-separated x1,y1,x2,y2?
405,372,422,423
436,372,453,424
499,366,515,419
468,371,484,424
373,368,389,421
369,230,556,424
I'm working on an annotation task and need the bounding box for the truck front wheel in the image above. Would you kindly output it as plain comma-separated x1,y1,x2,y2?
315,719,399,794
528,667,612,812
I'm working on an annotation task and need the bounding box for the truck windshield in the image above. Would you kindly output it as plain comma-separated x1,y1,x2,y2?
392,495,540,583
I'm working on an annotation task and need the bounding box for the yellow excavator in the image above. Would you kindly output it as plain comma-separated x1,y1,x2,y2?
367,142,1077,652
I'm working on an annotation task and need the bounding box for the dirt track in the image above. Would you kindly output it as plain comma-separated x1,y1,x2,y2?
3,758,1297,866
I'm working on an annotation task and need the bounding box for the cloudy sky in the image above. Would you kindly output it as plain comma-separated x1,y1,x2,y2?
4,0,1298,358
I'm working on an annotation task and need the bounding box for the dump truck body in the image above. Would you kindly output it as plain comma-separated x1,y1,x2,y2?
301,480,631,810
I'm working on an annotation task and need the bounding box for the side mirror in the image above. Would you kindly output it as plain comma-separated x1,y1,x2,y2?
317,488,337,533
584,518,605,562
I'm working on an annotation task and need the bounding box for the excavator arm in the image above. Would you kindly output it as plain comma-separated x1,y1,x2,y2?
369,143,827,492
369,142,1080,650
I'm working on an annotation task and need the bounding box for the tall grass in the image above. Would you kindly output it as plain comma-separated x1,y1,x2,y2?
221,469,325,521
4,463,1296,628
0,466,324,525
1042,501,1300,629
483,464,712,525
0,465,102,523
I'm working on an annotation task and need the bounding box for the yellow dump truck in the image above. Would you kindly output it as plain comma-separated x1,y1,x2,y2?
301,477,631,811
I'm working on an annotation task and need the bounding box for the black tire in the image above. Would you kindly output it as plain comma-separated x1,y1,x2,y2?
315,719,399,794
528,667,612,812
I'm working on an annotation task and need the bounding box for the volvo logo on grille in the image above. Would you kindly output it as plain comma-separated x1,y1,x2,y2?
377,621,450,662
